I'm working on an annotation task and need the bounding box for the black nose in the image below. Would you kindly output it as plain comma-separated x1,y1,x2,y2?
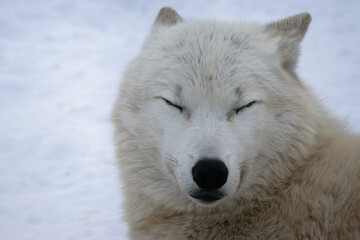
192,159,228,190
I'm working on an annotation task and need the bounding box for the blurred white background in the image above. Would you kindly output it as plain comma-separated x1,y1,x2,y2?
0,0,359,239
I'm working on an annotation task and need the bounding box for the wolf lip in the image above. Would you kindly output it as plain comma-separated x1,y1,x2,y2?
190,190,225,203
191,194,221,202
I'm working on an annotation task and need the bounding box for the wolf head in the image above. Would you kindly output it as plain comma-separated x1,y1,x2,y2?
113,8,322,210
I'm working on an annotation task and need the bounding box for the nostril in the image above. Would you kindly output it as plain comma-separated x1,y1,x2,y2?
192,159,228,190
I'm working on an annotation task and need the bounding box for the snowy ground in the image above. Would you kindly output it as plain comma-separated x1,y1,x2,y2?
0,0,359,239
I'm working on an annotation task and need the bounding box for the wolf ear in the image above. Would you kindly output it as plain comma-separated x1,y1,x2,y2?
152,7,183,29
265,13,311,76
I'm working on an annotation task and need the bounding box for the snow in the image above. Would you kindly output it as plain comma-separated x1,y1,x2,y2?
0,0,359,239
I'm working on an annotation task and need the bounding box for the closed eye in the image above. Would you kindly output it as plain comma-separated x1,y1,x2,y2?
157,97,183,113
235,101,257,114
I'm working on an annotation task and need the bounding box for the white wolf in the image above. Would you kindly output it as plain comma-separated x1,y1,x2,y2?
112,7,360,239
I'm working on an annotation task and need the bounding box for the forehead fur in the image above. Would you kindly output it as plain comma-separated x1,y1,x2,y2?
138,20,280,94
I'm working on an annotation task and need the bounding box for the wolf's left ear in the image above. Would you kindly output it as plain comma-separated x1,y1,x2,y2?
152,7,183,30
265,13,311,76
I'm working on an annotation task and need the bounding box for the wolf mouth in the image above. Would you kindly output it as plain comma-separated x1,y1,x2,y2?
190,190,225,203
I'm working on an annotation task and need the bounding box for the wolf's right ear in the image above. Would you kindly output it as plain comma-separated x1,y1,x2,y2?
152,7,183,30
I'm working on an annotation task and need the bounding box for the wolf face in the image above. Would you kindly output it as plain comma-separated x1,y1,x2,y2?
114,8,320,209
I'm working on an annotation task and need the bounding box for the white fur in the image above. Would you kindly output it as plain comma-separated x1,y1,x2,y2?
112,8,360,239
